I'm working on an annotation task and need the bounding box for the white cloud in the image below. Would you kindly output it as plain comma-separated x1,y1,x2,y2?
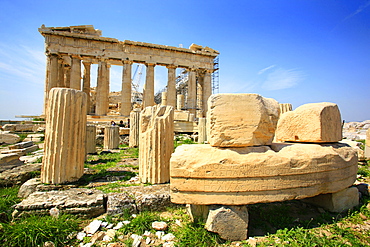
261,67,305,91
258,64,276,75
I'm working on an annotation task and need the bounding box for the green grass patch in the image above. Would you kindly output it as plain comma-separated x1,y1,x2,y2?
94,180,136,193
118,211,163,235
0,186,21,222
175,221,222,247
0,214,80,247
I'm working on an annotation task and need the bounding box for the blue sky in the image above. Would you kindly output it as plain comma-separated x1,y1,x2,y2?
0,0,369,121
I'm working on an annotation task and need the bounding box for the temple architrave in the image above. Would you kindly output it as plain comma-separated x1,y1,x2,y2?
39,25,219,119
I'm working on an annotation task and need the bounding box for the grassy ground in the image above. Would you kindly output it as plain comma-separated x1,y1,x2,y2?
0,142,370,246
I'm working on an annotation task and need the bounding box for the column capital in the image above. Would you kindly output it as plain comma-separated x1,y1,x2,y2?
70,54,82,59
145,62,156,67
122,59,133,65
82,61,92,66
166,64,177,69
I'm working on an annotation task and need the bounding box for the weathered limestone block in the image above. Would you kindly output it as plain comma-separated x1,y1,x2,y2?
119,128,130,135
86,124,96,154
3,124,36,132
1,145,38,156
365,128,370,158
106,184,172,215
303,187,360,212
275,102,342,143
207,94,279,147
198,118,207,143
0,132,20,144
9,141,34,150
205,205,249,241
177,94,185,110
42,88,87,184
0,163,41,187
0,153,23,172
174,110,190,121
24,134,44,142
104,126,119,150
279,103,292,114
170,143,357,205
129,109,141,148
18,178,42,198
139,105,174,184
14,188,105,218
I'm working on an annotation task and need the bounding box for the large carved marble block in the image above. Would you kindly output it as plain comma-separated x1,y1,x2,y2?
42,88,87,184
139,105,174,184
170,143,358,205
275,102,342,143
207,94,280,147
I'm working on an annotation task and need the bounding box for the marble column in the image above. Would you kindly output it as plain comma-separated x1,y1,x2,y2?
121,60,133,116
104,126,120,150
144,63,155,108
129,108,141,148
166,65,176,107
161,92,168,105
198,117,207,143
64,65,71,88
70,56,81,90
44,54,59,115
82,61,91,114
57,59,65,87
86,124,96,154
42,88,87,184
139,105,174,184
96,60,109,115
187,68,197,118
202,70,212,118
177,94,185,110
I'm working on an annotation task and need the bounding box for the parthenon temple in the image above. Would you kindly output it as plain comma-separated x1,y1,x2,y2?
39,25,219,119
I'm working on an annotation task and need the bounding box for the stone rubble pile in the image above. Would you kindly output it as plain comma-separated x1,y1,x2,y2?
75,218,176,247
342,120,370,141
170,93,359,241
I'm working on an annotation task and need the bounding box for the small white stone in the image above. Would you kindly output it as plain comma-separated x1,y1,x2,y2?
143,230,151,236
146,237,151,244
152,221,168,231
101,221,108,227
76,232,86,240
162,233,176,241
102,235,112,242
84,220,102,235
49,207,59,218
175,219,182,227
106,223,113,229
155,231,165,239
113,222,124,230
163,241,175,247
132,214,137,218
122,220,131,225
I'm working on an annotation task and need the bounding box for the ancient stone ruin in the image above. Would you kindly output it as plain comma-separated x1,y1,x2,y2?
39,25,219,119
170,93,358,240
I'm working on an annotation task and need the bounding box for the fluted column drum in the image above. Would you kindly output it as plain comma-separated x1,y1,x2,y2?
42,88,87,184
104,126,119,150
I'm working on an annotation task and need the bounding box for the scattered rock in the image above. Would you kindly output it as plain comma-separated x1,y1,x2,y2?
0,163,41,187
0,132,20,144
152,221,168,231
0,153,23,172
107,184,173,215
84,220,102,235
18,178,42,198
205,205,249,241
355,183,369,197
